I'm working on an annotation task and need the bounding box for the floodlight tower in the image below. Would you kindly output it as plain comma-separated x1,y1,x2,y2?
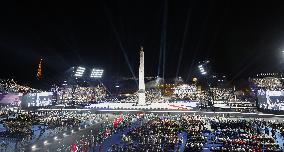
74,66,86,77
197,60,211,85
90,69,104,78
197,60,214,107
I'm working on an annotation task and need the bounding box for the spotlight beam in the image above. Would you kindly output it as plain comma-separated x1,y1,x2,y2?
227,52,263,85
162,0,168,80
186,15,209,82
101,1,138,86
158,0,168,79
176,2,193,78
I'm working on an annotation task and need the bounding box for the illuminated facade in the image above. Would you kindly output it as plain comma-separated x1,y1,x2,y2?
36,59,43,80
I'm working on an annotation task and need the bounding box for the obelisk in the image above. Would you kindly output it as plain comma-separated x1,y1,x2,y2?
138,46,146,105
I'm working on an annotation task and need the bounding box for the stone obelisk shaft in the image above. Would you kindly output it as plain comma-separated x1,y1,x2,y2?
138,46,146,105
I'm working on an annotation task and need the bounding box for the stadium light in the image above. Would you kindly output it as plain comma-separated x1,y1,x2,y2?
90,68,104,78
74,66,85,77
198,64,207,75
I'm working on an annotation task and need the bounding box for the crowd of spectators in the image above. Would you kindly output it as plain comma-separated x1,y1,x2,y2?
114,116,181,151
57,84,107,104
96,96,119,103
250,78,282,90
211,87,233,101
146,88,162,102
210,118,283,152
76,114,284,152
3,112,284,151
0,79,39,94
0,107,107,150
171,84,233,104
172,84,199,100
118,88,162,103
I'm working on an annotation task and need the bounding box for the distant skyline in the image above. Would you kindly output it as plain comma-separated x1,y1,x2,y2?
1,0,284,86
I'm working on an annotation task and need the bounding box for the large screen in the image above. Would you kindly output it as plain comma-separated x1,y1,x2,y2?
21,92,53,107
257,90,284,111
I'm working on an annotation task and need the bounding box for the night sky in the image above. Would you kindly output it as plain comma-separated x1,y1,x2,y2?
1,0,284,86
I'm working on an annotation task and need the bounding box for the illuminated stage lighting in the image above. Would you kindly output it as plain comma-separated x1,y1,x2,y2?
74,67,86,77
90,68,104,78
198,63,209,75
